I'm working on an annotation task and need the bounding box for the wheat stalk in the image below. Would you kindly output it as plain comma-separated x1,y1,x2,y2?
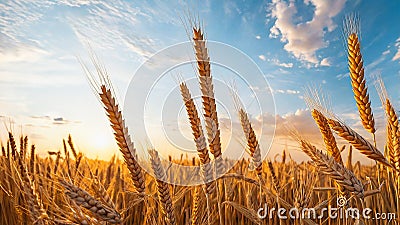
67,134,78,159
344,15,375,135
267,160,279,192
374,74,399,172
193,26,224,175
1,144,5,157
238,108,262,180
346,146,353,171
15,149,48,224
385,99,400,171
90,172,116,210
386,124,396,167
69,199,102,225
60,180,121,224
191,186,200,225
9,132,17,159
311,109,348,197
81,54,146,195
299,139,364,199
180,82,215,193
148,149,176,225
311,109,343,165
328,118,392,169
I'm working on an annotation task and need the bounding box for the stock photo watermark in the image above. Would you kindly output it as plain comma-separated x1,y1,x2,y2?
257,197,396,222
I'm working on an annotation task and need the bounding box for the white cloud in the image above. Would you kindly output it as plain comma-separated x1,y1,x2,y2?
274,89,300,95
286,89,300,94
269,58,293,68
268,0,346,65
255,35,261,40
393,37,400,61
320,58,331,66
278,62,293,68
256,109,319,138
258,55,267,61
276,89,285,94
0,42,49,63
382,50,390,55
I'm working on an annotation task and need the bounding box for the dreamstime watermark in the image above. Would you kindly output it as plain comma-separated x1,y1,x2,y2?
123,41,276,186
257,197,396,222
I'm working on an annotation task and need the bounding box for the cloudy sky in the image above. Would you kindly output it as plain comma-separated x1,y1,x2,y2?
1,0,400,163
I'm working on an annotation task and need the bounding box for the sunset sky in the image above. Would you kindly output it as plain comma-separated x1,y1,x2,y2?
1,0,400,163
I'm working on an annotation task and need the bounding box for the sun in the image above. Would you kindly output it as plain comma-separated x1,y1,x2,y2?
91,132,113,152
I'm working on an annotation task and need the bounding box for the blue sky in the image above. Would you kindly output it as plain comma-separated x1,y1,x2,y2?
1,0,400,162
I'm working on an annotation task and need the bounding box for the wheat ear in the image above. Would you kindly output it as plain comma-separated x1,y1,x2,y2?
386,124,396,167
299,139,364,199
193,26,223,175
267,160,280,192
374,74,399,171
16,150,48,224
148,149,176,225
29,144,35,174
191,186,200,225
60,180,121,224
311,109,349,197
89,170,116,210
385,99,400,171
67,134,78,159
1,144,5,157
180,82,215,193
328,118,392,168
9,132,17,158
238,108,262,180
81,54,145,195
344,15,375,135
311,109,343,165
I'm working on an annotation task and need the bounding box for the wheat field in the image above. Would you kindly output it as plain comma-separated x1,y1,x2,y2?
1,17,399,225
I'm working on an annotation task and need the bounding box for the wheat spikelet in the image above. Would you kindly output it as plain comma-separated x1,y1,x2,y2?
180,82,215,194
299,139,364,199
193,26,223,175
89,171,116,210
191,186,200,225
328,118,392,169
9,132,17,158
238,108,262,180
6,140,10,158
344,15,375,134
69,200,102,225
386,124,395,167
68,134,78,159
81,54,145,195
16,151,48,224
52,151,60,174
63,139,73,178
19,135,23,158
311,109,343,165
385,99,400,171
1,144,5,157
60,180,121,224
23,136,28,158
374,74,398,171
148,149,176,225
267,160,279,191
99,86,146,194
